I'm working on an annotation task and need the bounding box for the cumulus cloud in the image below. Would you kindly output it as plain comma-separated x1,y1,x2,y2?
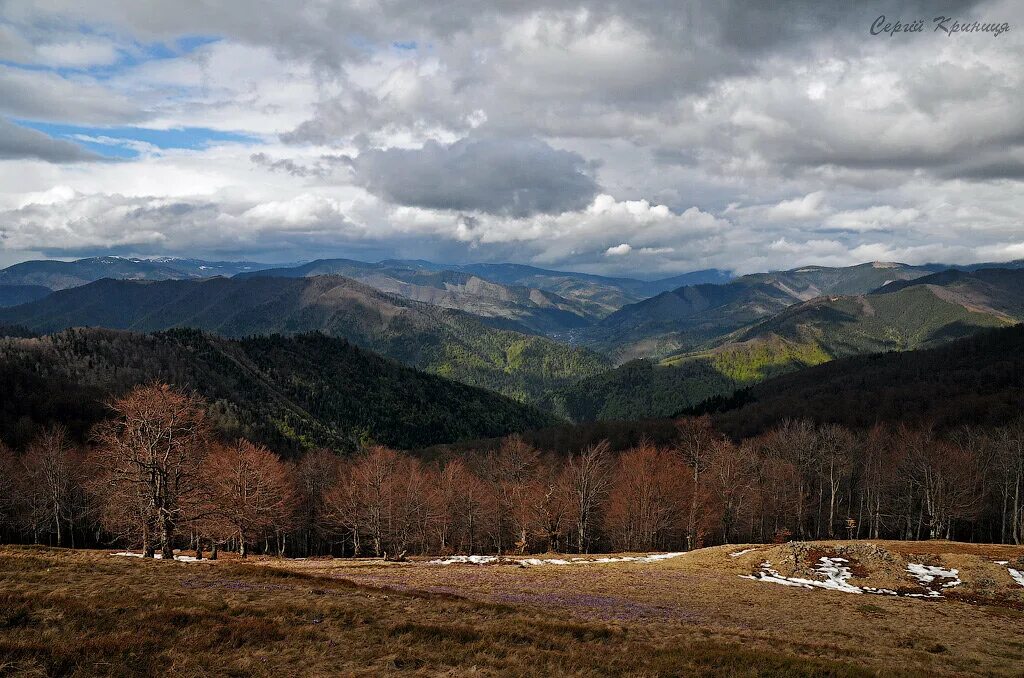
351,137,600,217
0,0,1022,274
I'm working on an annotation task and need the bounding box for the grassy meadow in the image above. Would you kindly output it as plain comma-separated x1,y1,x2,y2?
2,541,1023,676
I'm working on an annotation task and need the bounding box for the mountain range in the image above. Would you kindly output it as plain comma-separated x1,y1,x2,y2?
2,254,1024,423
454,322,1024,457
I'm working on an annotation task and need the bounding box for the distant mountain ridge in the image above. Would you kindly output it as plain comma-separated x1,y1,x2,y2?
0,274,610,403
238,259,601,335
238,257,733,321
582,261,943,361
0,256,278,291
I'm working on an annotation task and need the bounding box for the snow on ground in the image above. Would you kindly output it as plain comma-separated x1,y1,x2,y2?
742,558,967,598
741,557,864,594
428,553,685,566
729,548,757,558
429,555,500,565
905,563,961,596
111,551,211,563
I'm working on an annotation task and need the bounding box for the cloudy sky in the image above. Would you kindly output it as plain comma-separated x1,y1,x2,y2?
0,1,1021,275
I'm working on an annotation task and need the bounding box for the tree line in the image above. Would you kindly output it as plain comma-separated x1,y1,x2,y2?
2,383,1023,558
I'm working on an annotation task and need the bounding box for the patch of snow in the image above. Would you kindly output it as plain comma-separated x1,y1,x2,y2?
743,558,968,600
429,555,499,565
740,562,815,589
1008,568,1024,588
730,548,757,558
429,552,685,566
862,586,898,596
906,563,961,592
110,551,211,563
741,558,862,594
565,557,684,565
995,560,1009,565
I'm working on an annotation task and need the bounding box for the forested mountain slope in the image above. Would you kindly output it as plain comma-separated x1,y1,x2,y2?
711,323,1024,438
583,262,936,361
239,259,598,334
0,284,50,308
0,275,610,402
545,269,1024,422
0,328,555,454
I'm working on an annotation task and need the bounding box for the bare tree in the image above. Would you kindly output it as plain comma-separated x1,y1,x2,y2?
562,441,612,553
706,437,754,544
92,383,212,559
898,425,982,540
761,420,817,538
294,448,342,556
529,454,569,553
991,420,1024,544
605,442,690,551
481,436,540,554
815,424,855,539
19,426,80,546
202,439,296,558
675,416,719,549
325,446,426,558
427,458,492,555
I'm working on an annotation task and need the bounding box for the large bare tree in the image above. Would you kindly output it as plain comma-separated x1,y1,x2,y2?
92,383,212,559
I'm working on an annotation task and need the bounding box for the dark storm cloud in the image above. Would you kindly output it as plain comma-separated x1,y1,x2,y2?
0,118,100,162
351,137,600,217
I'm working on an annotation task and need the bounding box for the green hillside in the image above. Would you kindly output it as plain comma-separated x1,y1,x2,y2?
580,261,935,361
546,270,1022,422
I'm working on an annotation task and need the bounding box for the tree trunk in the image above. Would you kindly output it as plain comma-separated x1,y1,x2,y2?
239,530,248,559
159,513,175,560
54,501,62,547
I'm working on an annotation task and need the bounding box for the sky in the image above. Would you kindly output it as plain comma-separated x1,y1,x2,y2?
0,1,1022,275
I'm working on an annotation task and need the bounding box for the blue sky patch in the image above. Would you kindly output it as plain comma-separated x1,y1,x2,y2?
16,120,258,159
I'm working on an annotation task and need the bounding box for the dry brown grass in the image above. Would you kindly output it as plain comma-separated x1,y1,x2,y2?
1,541,1023,676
